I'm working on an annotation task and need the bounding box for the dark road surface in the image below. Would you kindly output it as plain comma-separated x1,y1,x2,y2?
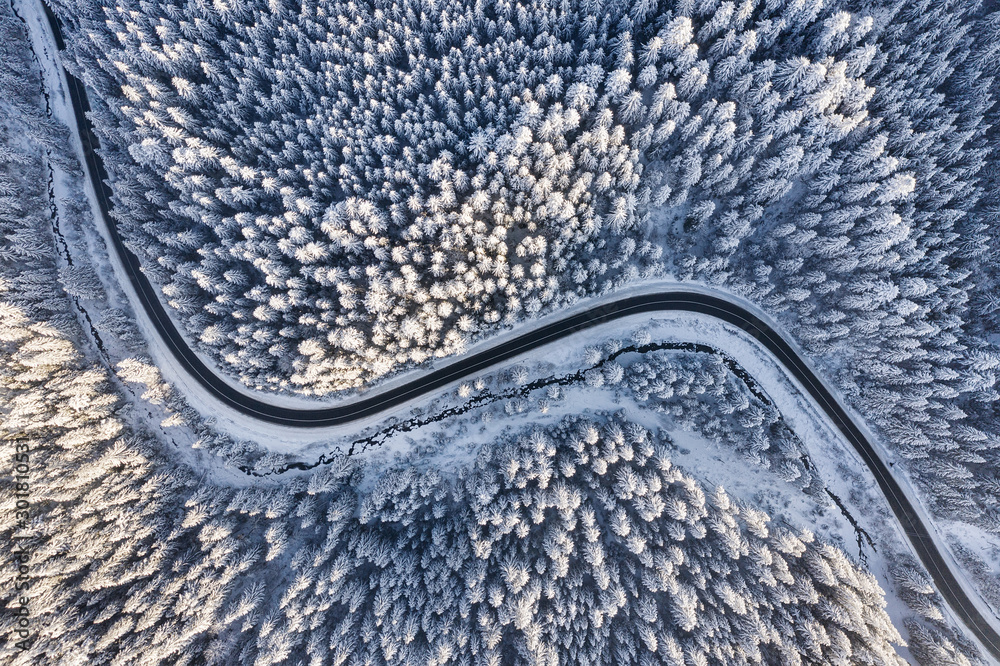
40,4,1000,661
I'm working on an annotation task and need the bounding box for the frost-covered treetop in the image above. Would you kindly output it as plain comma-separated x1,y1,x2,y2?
55,0,884,393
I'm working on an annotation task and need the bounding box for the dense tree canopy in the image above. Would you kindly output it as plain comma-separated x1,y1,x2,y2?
50,0,983,396
4,0,1000,663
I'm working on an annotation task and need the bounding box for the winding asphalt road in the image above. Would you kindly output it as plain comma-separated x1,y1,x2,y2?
38,3,1000,661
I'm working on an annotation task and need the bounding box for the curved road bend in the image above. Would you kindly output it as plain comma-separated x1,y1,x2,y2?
40,4,1000,660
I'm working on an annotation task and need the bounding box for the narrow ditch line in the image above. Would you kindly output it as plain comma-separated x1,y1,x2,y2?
16,0,113,367
242,341,762,476
825,487,878,566
50,155,113,362
45,162,71,264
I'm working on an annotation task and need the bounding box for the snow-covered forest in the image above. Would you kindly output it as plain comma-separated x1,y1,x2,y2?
0,46,934,657
47,0,1000,584
44,0,1000,400
4,0,1000,663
